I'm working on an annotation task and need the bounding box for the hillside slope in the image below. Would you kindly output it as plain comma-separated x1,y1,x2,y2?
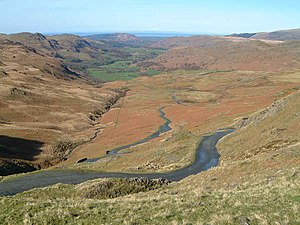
145,36,300,71
0,40,126,175
252,28,300,41
0,33,131,71
228,28,300,41
0,39,79,79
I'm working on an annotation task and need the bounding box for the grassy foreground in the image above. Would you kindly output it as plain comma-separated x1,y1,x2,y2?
0,167,298,224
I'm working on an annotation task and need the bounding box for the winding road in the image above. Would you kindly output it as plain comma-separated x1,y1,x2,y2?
0,107,234,196
83,107,171,163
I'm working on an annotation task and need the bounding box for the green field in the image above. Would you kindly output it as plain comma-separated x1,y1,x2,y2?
122,47,165,62
84,47,164,82
87,61,161,82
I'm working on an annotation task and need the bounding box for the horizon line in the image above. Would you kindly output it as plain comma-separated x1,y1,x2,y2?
2,27,299,37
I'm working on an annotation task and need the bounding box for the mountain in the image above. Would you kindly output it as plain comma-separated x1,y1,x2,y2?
251,28,300,41
144,36,300,72
228,28,300,41
85,33,146,46
0,33,131,71
0,32,165,75
0,33,52,54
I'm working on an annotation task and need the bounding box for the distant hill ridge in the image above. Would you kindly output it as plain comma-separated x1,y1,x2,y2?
145,34,300,72
229,28,300,41
2,28,300,74
86,33,139,41
227,33,257,38
84,33,147,46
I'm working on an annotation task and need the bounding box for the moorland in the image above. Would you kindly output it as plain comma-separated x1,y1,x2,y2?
0,28,299,224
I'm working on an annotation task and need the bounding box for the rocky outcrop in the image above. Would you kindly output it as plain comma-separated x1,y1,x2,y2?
235,97,288,129
88,88,127,121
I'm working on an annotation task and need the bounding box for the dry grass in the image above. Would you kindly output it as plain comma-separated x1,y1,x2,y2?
0,74,294,224
0,41,127,174
1,68,300,223
64,70,300,173
148,36,300,72
1,35,300,224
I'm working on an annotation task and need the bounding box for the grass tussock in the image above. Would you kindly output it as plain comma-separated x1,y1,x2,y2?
76,177,170,199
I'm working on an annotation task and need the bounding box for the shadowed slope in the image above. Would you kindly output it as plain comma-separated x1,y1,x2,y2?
0,136,43,161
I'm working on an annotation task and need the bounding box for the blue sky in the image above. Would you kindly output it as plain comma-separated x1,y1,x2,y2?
1,0,300,34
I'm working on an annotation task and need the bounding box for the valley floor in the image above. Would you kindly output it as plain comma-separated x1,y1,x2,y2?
1,70,300,224
63,70,300,173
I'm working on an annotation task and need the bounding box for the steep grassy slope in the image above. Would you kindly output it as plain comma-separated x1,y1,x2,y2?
0,40,127,175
